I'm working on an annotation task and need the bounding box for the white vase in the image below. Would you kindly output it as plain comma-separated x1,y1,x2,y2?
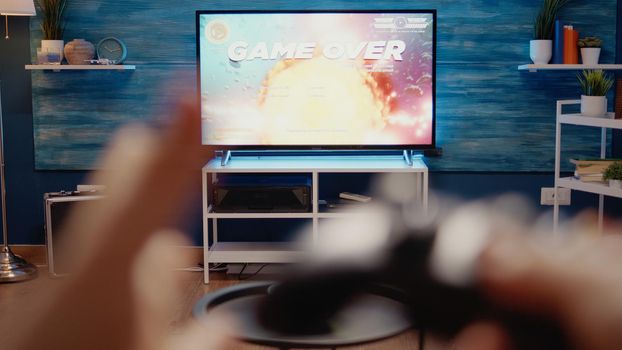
530,40,552,64
41,39,65,64
609,180,622,189
581,95,607,117
581,48,601,65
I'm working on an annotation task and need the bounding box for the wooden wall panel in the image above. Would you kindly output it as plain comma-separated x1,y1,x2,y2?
30,0,617,170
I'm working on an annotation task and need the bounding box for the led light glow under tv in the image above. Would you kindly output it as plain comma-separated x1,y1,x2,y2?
196,10,436,150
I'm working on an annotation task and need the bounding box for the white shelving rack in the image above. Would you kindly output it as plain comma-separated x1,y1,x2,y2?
202,155,428,283
553,100,622,233
518,64,622,72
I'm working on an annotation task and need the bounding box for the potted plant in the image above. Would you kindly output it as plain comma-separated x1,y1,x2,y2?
577,70,614,117
603,162,622,188
578,36,603,65
531,0,570,64
38,0,67,64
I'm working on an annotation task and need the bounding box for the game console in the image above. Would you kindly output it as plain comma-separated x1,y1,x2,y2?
212,175,311,213
213,186,310,212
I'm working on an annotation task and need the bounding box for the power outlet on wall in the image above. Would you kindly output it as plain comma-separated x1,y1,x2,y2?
540,187,571,206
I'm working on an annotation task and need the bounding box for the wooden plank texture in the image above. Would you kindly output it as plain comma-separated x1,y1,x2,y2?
29,0,617,171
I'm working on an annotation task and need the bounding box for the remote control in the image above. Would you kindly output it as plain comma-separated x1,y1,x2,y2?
339,192,372,203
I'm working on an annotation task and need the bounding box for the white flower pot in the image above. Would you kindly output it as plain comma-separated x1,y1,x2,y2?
581,95,607,117
530,40,552,64
609,180,622,189
581,48,601,65
41,39,64,64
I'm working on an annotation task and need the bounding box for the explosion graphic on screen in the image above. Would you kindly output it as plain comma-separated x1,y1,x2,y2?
258,57,395,144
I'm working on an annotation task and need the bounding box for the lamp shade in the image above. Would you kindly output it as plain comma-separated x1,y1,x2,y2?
0,0,36,16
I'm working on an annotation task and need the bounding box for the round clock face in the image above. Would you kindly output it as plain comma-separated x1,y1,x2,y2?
97,37,127,64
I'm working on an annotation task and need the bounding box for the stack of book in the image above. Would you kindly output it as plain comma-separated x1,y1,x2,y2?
571,158,619,182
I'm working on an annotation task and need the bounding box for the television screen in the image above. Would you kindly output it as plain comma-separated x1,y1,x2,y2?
196,10,436,149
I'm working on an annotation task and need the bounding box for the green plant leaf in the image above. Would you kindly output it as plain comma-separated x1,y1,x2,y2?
577,70,614,96
603,162,622,180
533,0,571,40
38,0,67,40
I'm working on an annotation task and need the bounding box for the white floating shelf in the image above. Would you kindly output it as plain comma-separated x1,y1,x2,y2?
558,177,622,199
25,64,136,71
208,242,306,263
206,211,314,219
518,64,622,72
560,113,621,129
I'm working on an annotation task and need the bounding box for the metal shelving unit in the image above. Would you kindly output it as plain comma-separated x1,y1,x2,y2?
553,100,622,233
201,155,428,283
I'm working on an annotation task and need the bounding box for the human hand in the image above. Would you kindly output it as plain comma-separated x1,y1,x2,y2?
0,98,233,350
456,225,622,350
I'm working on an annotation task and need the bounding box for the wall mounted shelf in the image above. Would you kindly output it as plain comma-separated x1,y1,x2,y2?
25,64,136,72
518,64,622,72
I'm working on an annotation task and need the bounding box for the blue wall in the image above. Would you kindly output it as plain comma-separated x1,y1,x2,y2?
28,0,617,171
1,1,621,245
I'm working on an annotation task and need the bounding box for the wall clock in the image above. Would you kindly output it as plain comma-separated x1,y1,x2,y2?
96,37,127,64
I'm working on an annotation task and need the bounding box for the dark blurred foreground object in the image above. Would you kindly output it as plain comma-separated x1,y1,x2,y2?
195,228,570,350
193,281,415,348
259,232,569,350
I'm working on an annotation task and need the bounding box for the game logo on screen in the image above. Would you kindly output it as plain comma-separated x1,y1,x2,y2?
198,11,435,147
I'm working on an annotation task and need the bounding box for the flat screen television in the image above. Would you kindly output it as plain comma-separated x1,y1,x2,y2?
196,10,436,150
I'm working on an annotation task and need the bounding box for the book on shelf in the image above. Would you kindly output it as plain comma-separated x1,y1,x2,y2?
570,158,621,166
575,165,609,175
563,25,579,64
574,173,604,182
552,19,564,64
569,158,621,183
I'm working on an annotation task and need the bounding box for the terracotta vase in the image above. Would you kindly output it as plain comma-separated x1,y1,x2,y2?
64,39,95,65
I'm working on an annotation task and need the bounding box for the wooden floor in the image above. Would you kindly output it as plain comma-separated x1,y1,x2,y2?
0,246,452,350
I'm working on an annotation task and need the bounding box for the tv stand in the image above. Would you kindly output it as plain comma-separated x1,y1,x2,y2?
202,154,428,283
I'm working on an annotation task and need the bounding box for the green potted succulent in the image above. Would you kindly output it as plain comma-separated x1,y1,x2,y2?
603,162,622,188
531,0,570,64
38,0,67,64
578,36,603,65
577,70,614,117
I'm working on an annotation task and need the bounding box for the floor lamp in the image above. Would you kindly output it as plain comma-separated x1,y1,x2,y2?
0,0,37,283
